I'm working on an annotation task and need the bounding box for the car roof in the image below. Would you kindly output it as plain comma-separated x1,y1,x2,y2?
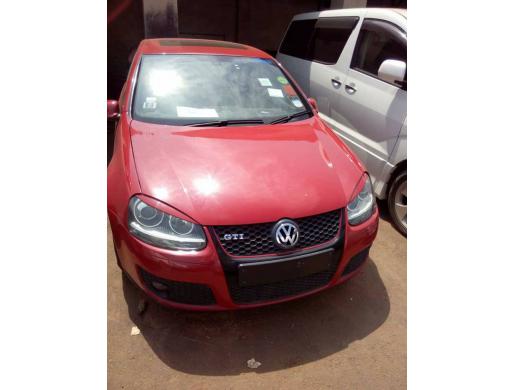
392,8,407,18
293,7,406,20
137,38,272,58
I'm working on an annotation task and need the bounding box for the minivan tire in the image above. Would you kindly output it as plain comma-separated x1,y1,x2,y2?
387,170,407,235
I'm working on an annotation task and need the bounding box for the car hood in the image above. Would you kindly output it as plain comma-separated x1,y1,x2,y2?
130,117,364,226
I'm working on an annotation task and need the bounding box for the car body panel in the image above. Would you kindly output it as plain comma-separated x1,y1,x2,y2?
129,116,363,226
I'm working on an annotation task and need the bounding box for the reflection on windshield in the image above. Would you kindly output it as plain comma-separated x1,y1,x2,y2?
132,55,309,125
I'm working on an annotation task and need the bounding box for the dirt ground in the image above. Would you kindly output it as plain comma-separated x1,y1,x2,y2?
107,203,406,389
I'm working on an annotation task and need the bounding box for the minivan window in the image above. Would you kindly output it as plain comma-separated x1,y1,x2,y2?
132,55,310,125
280,17,358,65
351,19,407,88
308,17,359,64
279,19,316,59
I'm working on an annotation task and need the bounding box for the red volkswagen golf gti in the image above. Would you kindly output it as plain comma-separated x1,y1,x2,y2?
107,39,379,310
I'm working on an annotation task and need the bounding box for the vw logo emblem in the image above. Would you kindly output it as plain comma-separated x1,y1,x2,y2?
272,219,300,249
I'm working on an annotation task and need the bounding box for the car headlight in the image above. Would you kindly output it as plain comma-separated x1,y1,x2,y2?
128,197,206,250
347,174,376,226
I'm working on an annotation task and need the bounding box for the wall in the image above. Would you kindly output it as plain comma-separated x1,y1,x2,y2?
143,0,178,38
331,0,367,8
107,0,145,99
177,0,328,55
331,0,407,8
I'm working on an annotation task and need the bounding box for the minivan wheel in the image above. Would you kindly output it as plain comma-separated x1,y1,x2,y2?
387,170,407,235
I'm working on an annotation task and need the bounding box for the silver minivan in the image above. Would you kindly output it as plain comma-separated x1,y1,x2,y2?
276,8,407,234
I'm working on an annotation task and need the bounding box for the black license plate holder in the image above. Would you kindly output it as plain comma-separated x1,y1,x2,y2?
238,248,335,287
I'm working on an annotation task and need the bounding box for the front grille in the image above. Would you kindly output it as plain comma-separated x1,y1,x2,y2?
226,258,339,304
212,209,341,257
139,267,216,306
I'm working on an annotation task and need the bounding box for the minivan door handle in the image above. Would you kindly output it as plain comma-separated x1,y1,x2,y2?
345,83,357,94
331,77,342,88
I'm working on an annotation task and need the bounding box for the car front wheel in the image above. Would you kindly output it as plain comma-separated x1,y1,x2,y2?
387,170,407,235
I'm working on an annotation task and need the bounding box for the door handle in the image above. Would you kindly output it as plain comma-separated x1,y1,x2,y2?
345,83,356,94
331,77,342,88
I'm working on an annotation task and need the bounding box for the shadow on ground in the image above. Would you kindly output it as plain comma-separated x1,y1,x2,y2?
121,259,389,375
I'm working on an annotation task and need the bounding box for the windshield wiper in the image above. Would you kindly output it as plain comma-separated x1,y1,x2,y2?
186,119,264,127
269,110,312,125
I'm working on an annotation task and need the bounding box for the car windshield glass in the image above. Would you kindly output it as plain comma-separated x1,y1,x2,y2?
132,54,310,125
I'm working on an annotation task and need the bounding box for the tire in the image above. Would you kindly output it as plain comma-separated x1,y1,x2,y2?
387,170,407,235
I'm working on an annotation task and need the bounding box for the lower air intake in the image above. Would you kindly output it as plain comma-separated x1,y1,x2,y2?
226,263,338,304
139,267,216,305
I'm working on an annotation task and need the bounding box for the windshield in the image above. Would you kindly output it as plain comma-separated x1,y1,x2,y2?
132,54,311,125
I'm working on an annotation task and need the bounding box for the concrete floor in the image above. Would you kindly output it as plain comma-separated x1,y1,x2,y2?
107,205,406,389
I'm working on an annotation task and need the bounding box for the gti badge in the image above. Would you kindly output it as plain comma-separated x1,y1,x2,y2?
223,233,245,240
272,219,300,249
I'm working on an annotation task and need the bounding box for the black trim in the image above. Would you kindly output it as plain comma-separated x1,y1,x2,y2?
342,246,370,276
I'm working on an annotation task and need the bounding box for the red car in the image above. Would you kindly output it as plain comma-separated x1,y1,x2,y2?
107,38,379,310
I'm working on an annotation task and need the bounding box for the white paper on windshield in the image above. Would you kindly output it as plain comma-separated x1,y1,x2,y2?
176,106,219,118
143,97,157,110
258,78,272,87
291,98,303,108
267,88,284,98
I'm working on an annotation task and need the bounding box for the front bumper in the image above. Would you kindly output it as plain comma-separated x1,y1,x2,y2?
110,208,379,311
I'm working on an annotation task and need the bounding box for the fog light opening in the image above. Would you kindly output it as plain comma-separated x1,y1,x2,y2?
151,280,168,291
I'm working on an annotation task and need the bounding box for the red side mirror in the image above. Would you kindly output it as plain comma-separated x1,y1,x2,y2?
107,100,120,120
308,97,318,112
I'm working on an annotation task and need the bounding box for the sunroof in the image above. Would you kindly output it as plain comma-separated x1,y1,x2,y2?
159,39,248,49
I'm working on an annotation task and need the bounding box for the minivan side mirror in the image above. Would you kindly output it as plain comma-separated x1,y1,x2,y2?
378,59,406,85
308,97,318,112
107,100,120,120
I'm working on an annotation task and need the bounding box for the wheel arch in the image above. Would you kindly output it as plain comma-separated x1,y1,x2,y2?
387,160,407,194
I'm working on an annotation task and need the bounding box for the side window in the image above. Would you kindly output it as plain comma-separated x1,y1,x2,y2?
279,17,358,64
351,19,407,88
309,17,359,65
279,19,316,59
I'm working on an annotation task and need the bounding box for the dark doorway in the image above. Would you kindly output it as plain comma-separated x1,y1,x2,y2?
107,0,145,99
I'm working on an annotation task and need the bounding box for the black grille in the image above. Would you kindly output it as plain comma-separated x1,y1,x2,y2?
226,258,339,304
213,209,341,257
139,267,216,306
